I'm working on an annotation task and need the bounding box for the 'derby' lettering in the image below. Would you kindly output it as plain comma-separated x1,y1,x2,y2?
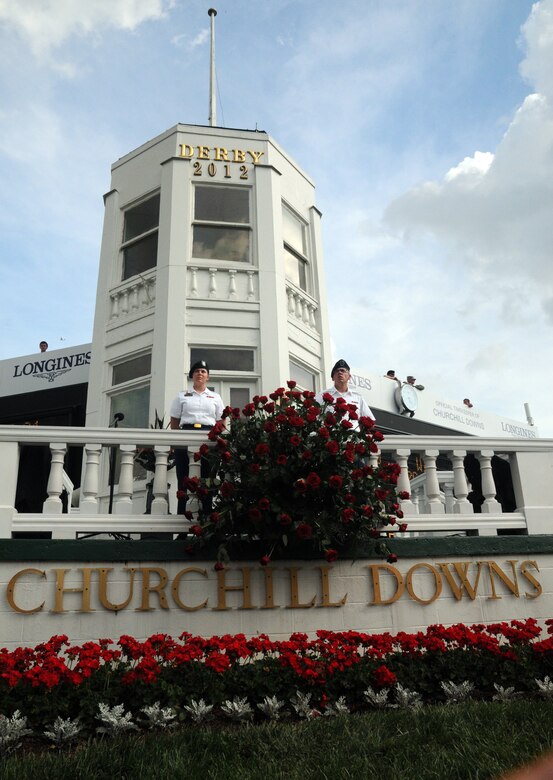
179,144,264,165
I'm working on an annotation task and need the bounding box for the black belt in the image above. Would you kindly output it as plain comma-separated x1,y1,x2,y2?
180,423,212,430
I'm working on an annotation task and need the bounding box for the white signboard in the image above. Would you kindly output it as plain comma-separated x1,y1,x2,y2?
0,343,91,397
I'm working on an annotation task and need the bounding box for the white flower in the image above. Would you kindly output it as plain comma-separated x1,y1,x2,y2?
182,699,214,723
492,684,517,702
44,716,82,746
440,680,475,704
0,711,32,755
324,696,350,717
290,691,320,719
395,684,422,709
95,703,138,736
363,686,391,709
140,702,177,730
535,677,553,698
220,697,253,722
257,696,287,720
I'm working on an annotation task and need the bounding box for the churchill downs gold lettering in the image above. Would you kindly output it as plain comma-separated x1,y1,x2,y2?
4,560,541,615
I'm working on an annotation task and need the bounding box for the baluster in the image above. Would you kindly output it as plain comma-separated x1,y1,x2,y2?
443,481,455,513
110,293,119,320
190,266,199,297
295,294,302,319
208,267,218,298
246,271,255,300
228,269,237,299
301,300,309,323
478,450,502,513
369,450,379,470
149,277,156,304
449,449,472,514
394,449,416,515
115,446,136,515
120,290,129,315
423,450,442,514
79,443,102,512
43,443,67,514
130,284,139,311
308,304,317,328
287,288,295,314
151,446,170,516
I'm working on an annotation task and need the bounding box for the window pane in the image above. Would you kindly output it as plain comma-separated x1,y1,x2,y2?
195,186,249,223
230,387,250,409
112,354,152,386
282,208,306,255
193,225,250,262
284,246,307,290
190,348,254,372
110,385,150,428
289,361,316,392
123,233,158,279
124,195,160,241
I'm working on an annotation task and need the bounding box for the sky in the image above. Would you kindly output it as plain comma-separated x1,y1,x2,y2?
0,0,551,434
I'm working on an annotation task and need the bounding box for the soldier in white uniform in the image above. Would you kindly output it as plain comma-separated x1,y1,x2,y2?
170,360,224,514
316,359,375,428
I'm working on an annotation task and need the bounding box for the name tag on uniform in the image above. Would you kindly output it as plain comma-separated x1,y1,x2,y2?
193,423,202,428
184,392,193,397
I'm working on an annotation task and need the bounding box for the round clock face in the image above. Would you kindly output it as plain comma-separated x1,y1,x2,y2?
400,384,418,412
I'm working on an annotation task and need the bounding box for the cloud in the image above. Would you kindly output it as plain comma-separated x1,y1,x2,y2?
0,0,174,59
383,4,553,325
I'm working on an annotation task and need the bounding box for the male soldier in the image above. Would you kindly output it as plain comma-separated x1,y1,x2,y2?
316,359,375,427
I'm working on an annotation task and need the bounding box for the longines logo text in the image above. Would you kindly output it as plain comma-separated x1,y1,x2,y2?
12,350,91,383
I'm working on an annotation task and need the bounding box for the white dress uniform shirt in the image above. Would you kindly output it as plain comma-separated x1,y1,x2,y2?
169,388,224,427
315,386,375,428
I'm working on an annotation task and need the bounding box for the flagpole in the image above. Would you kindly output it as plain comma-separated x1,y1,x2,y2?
208,8,217,126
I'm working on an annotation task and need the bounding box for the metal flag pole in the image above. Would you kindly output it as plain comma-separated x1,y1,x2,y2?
208,8,217,126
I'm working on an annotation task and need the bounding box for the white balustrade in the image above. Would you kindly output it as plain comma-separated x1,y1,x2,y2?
109,274,156,321
0,427,552,539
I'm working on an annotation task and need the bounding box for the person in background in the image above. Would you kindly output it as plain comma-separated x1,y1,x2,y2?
406,375,425,391
316,358,375,428
170,360,224,515
463,398,474,408
39,341,48,353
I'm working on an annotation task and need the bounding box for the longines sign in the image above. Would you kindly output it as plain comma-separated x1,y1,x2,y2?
0,343,91,396
6,559,541,615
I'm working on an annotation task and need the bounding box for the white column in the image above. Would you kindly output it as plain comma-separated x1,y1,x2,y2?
0,442,19,537
151,446,170,516
450,449,473,515
478,450,502,514
395,449,416,515
115,445,136,515
80,443,102,512
423,450,442,514
43,443,67,514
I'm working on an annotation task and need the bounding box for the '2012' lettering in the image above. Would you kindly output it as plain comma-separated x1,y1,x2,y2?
193,161,248,180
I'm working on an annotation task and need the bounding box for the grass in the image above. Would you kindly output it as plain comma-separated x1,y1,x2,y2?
2,700,553,779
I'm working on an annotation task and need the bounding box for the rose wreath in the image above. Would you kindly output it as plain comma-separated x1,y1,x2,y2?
181,381,408,568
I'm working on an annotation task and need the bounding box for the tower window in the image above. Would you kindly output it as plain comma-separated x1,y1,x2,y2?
283,206,308,291
193,186,250,263
121,193,160,280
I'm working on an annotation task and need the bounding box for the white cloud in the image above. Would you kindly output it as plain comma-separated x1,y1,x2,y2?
0,0,174,59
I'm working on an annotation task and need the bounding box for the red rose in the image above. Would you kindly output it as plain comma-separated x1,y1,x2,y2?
276,413,288,424
287,380,297,389
176,490,186,499
184,511,194,520
306,472,321,489
295,522,313,540
291,416,305,428
398,491,410,500
255,443,270,456
322,392,334,403
328,475,343,490
209,512,221,523
301,450,313,460
373,430,384,441
264,421,277,433
349,410,359,420
359,416,375,429
214,561,225,571
221,451,231,462
220,481,235,497
290,435,301,447
258,497,270,510
361,504,374,517
295,479,307,494
325,413,337,426
260,555,271,567
277,454,288,466
341,508,355,524
387,553,398,564
249,463,260,474
190,524,203,536
263,402,275,413
325,548,339,563
248,508,262,522
243,403,256,417
341,420,353,429
318,427,330,439
279,513,292,526
325,440,339,455
395,509,404,519
398,523,408,532
345,493,356,504
375,488,389,501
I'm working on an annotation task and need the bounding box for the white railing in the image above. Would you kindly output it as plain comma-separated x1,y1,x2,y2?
1,426,552,540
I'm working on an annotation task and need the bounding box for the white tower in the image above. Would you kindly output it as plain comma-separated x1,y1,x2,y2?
85,123,331,429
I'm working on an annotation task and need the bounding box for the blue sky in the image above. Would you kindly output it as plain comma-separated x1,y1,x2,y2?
0,0,551,433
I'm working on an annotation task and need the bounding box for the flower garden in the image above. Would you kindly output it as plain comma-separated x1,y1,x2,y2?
2,619,553,753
